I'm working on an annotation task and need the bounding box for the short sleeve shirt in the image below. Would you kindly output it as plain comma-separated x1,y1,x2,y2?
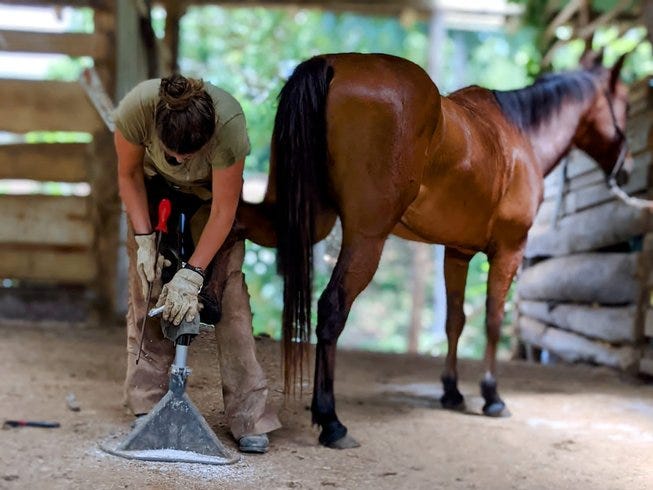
113,79,250,199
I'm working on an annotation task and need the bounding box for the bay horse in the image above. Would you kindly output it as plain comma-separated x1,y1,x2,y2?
238,50,631,448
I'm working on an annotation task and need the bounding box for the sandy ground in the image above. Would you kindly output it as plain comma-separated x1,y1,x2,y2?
1,321,652,490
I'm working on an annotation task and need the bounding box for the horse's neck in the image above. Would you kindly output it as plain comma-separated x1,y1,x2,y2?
527,97,592,176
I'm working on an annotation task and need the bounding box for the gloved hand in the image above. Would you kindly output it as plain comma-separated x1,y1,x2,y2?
135,232,171,299
155,267,204,326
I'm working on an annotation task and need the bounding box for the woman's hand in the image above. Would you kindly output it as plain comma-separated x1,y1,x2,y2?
134,232,171,299
156,267,204,325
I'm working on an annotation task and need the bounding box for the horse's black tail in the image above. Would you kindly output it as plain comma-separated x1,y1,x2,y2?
274,56,333,394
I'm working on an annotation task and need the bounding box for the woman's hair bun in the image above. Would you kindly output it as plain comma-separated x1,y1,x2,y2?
159,74,204,111
155,73,216,154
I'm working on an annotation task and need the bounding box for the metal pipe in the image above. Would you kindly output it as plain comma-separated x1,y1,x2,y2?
173,344,188,369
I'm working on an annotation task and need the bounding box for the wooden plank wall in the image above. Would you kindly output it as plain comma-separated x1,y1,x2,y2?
0,3,112,307
516,77,653,375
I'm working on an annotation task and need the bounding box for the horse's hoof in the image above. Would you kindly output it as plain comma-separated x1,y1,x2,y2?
482,400,507,417
440,374,465,410
325,434,360,449
440,393,466,411
318,420,349,447
480,378,508,417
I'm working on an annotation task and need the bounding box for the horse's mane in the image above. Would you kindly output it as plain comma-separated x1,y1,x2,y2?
492,70,598,131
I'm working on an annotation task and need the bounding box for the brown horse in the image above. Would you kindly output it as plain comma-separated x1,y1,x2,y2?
238,50,631,448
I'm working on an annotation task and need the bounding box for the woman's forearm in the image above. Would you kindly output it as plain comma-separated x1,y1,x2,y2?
118,172,152,234
115,130,151,234
188,207,236,270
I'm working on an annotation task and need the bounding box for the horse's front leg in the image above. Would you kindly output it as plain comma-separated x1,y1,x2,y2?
481,243,525,416
312,234,386,449
441,247,473,410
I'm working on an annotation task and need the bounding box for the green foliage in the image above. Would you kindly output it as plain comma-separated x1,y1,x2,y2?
179,7,429,173
510,0,653,81
24,131,92,144
44,56,93,81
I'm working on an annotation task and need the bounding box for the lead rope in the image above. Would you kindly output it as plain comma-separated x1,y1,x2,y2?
552,156,569,229
602,88,653,210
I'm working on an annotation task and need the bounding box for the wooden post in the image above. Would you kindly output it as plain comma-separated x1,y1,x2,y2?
162,2,185,74
407,242,429,353
87,7,121,320
428,5,447,340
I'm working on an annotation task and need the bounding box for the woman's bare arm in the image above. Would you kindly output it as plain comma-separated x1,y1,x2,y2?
114,129,151,234
188,159,245,269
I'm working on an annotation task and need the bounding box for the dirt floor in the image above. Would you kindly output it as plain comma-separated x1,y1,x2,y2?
1,321,652,490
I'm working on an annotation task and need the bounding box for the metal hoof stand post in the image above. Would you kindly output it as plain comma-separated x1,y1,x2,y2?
100,332,239,465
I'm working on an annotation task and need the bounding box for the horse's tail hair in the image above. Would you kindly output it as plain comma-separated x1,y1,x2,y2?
273,55,333,395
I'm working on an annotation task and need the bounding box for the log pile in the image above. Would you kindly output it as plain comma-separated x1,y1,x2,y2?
516,76,653,375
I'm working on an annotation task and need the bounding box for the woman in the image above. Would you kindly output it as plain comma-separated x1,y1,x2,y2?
113,74,280,453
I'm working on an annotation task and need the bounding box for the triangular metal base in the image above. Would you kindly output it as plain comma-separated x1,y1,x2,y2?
100,369,239,465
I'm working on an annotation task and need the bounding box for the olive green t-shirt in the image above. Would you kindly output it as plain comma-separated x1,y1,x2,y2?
113,79,250,200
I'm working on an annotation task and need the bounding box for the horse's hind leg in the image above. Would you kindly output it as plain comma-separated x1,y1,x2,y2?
481,244,524,417
312,231,387,449
440,247,474,410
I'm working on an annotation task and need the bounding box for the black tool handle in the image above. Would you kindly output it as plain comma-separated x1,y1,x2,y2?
3,420,60,429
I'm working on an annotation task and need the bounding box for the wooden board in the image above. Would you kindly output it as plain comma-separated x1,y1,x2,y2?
0,143,88,182
0,246,96,283
525,198,650,258
626,111,653,155
638,345,653,377
544,149,651,200
518,300,638,343
518,316,639,370
0,29,110,59
644,308,653,338
536,164,650,226
0,195,93,247
8,0,111,9
0,79,103,133
517,252,640,305
628,77,653,117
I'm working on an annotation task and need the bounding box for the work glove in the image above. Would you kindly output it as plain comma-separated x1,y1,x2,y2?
135,232,171,299
155,267,204,326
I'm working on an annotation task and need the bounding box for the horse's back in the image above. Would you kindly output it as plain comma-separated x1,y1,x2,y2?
395,84,542,250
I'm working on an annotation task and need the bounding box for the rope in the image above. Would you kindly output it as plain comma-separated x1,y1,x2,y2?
608,180,653,210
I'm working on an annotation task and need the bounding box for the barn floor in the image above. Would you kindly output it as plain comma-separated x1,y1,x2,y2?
1,322,652,490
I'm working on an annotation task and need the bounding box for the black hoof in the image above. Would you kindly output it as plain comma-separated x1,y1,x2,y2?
440,374,465,410
326,434,360,449
483,401,507,417
480,378,507,417
318,420,351,448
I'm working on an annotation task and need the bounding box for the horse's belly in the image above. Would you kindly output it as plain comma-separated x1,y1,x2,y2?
394,199,492,251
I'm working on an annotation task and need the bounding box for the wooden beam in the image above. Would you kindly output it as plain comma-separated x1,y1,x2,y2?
542,0,583,46
518,315,638,370
0,143,88,182
0,246,96,283
7,0,111,9
517,252,640,305
537,161,650,226
0,79,103,133
644,308,653,337
0,195,94,247
170,0,434,15
519,300,638,343
525,198,650,258
0,29,110,59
